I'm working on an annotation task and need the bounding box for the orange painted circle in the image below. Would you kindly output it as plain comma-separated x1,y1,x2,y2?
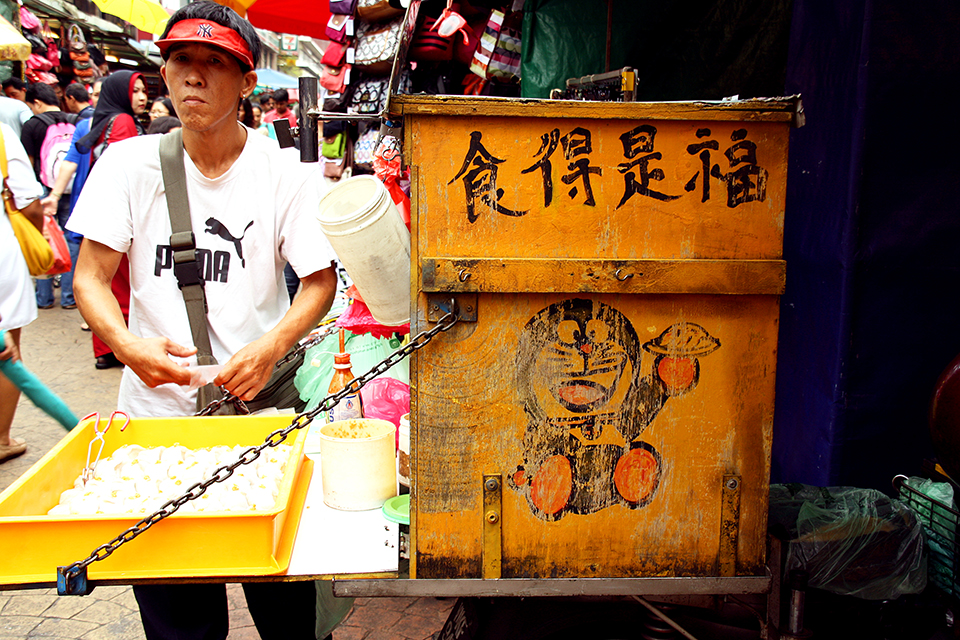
657,357,697,394
530,455,572,515
614,448,660,504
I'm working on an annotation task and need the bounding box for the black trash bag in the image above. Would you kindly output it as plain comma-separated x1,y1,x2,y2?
770,484,927,600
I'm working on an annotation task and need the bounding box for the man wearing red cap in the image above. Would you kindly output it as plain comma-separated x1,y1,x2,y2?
69,2,349,639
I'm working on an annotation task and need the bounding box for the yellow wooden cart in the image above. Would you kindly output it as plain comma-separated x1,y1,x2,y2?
310,8,805,634
318,80,803,640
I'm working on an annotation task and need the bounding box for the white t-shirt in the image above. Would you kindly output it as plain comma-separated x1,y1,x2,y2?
68,129,337,417
0,123,44,332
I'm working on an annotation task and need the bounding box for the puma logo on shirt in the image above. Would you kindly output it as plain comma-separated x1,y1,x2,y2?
153,217,255,283
205,217,254,267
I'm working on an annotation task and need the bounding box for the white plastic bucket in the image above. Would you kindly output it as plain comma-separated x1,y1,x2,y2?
317,418,397,511
317,176,410,326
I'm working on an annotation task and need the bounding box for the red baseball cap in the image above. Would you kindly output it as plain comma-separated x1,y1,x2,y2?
156,19,255,69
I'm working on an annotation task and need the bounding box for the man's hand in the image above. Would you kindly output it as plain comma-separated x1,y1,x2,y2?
0,331,20,363
114,336,198,388
213,267,337,401
40,194,59,218
215,337,280,401
76,239,197,388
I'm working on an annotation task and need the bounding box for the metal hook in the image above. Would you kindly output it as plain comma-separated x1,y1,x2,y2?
80,411,130,485
615,268,634,281
458,270,472,282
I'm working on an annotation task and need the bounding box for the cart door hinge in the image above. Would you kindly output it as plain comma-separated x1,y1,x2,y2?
719,474,742,577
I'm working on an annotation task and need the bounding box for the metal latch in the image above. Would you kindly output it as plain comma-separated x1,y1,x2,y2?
427,294,477,322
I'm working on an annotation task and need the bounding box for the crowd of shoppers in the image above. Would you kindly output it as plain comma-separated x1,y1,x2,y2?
1,11,338,632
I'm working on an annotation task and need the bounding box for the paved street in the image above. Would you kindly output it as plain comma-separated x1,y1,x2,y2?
1,296,452,639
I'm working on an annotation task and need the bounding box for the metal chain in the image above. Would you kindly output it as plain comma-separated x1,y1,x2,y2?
196,324,339,417
60,307,459,581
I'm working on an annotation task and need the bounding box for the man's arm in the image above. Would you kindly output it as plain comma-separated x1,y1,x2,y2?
74,239,197,387
19,120,40,169
40,160,78,216
215,266,338,400
19,198,43,231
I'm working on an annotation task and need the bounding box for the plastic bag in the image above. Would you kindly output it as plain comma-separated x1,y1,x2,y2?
359,377,410,448
295,329,409,413
336,286,409,339
42,215,71,276
769,484,927,600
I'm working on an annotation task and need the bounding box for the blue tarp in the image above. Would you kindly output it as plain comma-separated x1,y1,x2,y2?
254,68,298,90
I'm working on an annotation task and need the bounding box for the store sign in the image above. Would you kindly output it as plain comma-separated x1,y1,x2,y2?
280,35,298,52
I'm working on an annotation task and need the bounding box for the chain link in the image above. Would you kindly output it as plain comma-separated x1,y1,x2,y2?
196,324,340,417
60,307,459,581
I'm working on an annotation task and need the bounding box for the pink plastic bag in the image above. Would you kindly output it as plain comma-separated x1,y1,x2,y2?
336,285,410,339
359,377,410,449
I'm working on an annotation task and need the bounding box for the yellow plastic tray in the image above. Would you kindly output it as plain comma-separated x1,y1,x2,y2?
0,415,310,585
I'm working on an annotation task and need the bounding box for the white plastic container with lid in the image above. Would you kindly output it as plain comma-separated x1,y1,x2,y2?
317,418,397,511
316,175,410,326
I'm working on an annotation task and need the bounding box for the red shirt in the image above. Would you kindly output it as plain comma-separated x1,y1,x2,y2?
263,109,297,128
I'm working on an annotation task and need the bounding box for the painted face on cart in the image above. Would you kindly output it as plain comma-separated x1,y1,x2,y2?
161,42,256,133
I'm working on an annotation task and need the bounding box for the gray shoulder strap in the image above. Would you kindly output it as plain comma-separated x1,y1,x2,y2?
159,130,217,366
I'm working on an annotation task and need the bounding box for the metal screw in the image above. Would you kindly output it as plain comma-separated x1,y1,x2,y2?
466,305,474,312
486,511,500,524
726,478,739,490
484,477,500,492
432,304,439,310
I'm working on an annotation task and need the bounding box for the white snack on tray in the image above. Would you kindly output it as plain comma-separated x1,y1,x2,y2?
48,444,293,516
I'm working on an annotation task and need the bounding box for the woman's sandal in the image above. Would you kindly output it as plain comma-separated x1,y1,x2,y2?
0,438,27,463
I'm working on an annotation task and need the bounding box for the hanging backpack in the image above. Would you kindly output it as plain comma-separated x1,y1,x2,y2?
37,112,79,193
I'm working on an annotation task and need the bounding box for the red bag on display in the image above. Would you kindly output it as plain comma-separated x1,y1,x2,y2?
320,64,350,94
42,216,71,275
321,42,348,67
373,135,410,229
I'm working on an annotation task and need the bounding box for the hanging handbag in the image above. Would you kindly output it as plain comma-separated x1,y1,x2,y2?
469,9,502,79
0,127,54,276
322,133,346,159
321,41,348,67
487,11,521,81
325,14,354,43
353,125,379,167
320,63,351,94
330,0,358,15
42,216,71,276
348,75,389,115
68,24,88,55
158,130,307,415
357,0,404,23
354,18,402,75
324,134,353,180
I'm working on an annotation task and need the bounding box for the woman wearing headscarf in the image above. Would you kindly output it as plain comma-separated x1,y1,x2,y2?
76,70,148,370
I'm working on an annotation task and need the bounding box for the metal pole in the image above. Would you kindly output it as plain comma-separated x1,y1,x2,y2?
299,76,319,163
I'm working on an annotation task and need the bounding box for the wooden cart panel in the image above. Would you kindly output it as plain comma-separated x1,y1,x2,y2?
404,101,792,580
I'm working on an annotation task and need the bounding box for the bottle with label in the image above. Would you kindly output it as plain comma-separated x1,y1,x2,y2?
326,330,364,423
